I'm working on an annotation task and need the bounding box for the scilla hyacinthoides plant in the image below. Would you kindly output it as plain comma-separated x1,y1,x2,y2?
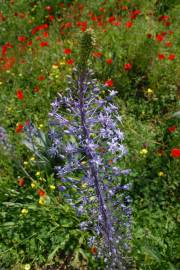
48,31,131,270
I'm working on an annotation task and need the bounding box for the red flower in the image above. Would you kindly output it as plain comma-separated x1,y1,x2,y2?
106,58,113,64
40,41,48,47
121,6,128,11
38,75,45,81
164,21,171,27
108,16,116,23
168,54,175,61
126,21,133,28
16,89,24,100
156,34,164,42
165,41,172,47
64,48,72,55
90,246,97,255
66,59,74,65
18,36,26,42
64,22,72,29
158,54,165,60
170,148,180,158
43,31,49,38
49,15,54,22
92,51,102,58
130,10,141,20
105,79,113,87
18,178,25,187
15,123,24,133
124,63,132,71
33,85,40,92
147,33,152,39
168,30,174,35
44,6,53,12
37,189,46,196
159,15,169,21
167,125,176,133
27,40,32,46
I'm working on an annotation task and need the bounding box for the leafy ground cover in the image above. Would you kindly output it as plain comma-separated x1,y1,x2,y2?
0,0,179,269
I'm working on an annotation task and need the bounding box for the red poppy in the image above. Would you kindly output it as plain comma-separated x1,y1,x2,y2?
165,41,172,47
164,21,171,27
49,15,54,22
44,6,53,12
106,58,113,64
37,189,46,196
38,75,45,81
126,21,133,28
147,33,152,39
168,30,174,35
124,63,132,71
170,148,180,158
66,59,74,65
40,41,48,47
27,40,33,46
43,32,49,38
121,5,128,11
16,89,24,100
130,10,141,20
105,79,113,87
167,125,176,133
18,178,25,187
168,54,175,61
18,36,26,42
15,123,24,133
158,54,165,60
90,246,97,255
112,21,121,26
159,15,169,21
64,22,72,29
92,51,102,58
156,34,164,42
108,16,116,23
3,57,15,70
64,48,72,55
33,85,40,92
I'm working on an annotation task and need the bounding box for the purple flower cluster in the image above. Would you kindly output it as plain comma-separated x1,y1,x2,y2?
48,68,131,269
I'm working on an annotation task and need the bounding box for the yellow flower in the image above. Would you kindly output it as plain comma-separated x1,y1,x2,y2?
82,183,88,189
31,182,36,188
52,64,59,69
147,88,153,94
158,171,165,177
36,171,41,177
24,264,31,270
30,156,35,161
21,208,28,215
39,197,46,205
50,185,56,190
0,81,3,85
38,124,44,129
23,161,28,165
140,148,148,155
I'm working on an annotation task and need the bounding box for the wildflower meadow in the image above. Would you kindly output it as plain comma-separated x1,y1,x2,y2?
0,1,179,269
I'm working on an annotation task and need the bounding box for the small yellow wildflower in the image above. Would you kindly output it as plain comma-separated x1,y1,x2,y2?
38,124,44,129
31,182,36,188
140,148,148,155
158,171,165,177
24,264,31,270
50,185,56,190
82,183,88,189
23,161,28,165
52,64,59,69
147,88,153,94
21,208,28,215
30,156,35,161
39,197,46,205
36,171,41,177
0,81,3,85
